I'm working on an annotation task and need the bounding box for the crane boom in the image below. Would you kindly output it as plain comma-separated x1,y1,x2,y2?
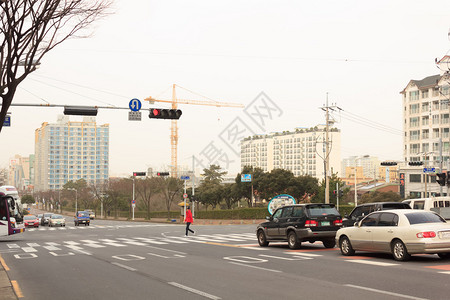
145,84,244,178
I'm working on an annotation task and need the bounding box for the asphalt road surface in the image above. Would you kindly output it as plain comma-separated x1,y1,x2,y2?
1,217,450,300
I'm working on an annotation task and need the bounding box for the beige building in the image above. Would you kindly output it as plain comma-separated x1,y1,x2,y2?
7,154,34,192
34,116,109,191
400,55,450,198
240,125,341,180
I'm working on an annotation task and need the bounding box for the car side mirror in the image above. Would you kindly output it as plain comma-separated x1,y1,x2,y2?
355,221,361,227
344,214,348,218
266,216,272,221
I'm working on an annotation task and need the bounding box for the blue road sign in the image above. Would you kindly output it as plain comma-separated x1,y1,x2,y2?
129,98,142,112
3,115,10,127
241,174,252,182
181,176,190,180
423,167,436,173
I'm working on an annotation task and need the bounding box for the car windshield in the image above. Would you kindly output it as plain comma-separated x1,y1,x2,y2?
405,212,446,225
24,215,36,220
44,213,52,217
383,203,410,209
37,214,43,217
52,215,63,219
78,212,89,217
307,205,340,216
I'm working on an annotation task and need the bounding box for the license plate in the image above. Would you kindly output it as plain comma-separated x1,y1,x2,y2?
321,221,330,226
440,231,450,239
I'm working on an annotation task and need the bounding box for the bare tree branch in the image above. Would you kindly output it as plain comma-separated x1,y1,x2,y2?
0,0,113,132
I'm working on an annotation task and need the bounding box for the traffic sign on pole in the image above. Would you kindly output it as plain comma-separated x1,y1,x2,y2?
183,193,188,199
129,98,142,111
181,176,190,180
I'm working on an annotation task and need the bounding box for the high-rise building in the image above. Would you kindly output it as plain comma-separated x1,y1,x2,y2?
400,55,450,197
7,154,33,192
240,125,341,180
341,156,380,178
34,116,109,191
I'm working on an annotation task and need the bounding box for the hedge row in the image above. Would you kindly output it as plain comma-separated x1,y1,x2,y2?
63,205,355,220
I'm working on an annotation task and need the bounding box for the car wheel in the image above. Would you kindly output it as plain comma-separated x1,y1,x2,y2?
438,253,450,259
391,239,411,261
287,231,301,249
257,230,269,247
339,236,355,256
322,239,336,249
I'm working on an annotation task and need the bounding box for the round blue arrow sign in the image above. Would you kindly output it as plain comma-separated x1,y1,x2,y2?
129,98,142,111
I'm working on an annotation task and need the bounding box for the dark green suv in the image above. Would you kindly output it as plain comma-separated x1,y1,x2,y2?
256,203,342,249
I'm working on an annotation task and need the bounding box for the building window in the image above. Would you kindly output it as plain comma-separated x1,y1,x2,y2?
433,87,440,97
410,130,420,141
409,91,419,101
421,116,429,126
433,128,440,138
410,174,421,183
410,104,419,114
422,143,429,153
433,101,440,110
422,129,429,139
410,143,420,154
421,90,429,98
441,114,449,124
432,115,439,125
409,117,419,127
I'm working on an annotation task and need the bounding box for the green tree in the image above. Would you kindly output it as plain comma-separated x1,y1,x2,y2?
235,166,265,207
259,169,295,200
202,164,227,184
222,183,240,209
286,175,319,202
359,191,402,204
21,194,35,204
197,165,227,209
313,173,344,204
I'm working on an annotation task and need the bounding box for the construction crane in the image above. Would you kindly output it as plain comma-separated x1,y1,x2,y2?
144,84,244,178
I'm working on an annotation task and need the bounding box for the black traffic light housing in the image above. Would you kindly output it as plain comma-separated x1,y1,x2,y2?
157,172,170,176
133,172,146,177
64,106,98,116
408,161,424,166
381,162,397,166
149,108,182,120
436,172,447,186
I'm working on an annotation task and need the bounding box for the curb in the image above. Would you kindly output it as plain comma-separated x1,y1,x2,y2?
0,255,18,300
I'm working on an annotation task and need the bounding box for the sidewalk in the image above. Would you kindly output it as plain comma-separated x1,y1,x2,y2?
0,255,17,300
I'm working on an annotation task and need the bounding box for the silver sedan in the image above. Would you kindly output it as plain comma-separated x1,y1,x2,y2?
336,209,450,261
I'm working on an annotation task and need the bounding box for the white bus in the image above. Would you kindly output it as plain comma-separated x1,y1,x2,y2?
0,185,24,222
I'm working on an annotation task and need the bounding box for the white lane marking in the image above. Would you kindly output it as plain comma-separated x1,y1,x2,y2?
27,243,40,247
64,241,80,245
344,284,428,300
111,262,137,272
147,252,170,258
134,238,169,245
168,282,221,300
241,246,268,251
144,245,186,255
14,253,37,259
98,239,127,247
439,271,450,274
223,256,267,264
49,252,75,257
228,262,282,273
124,241,148,246
46,242,61,246
191,236,231,243
198,234,244,242
158,238,188,244
259,254,312,261
112,254,145,261
65,245,92,255
58,227,67,230
43,246,61,251
346,260,399,267
288,252,322,257
22,247,37,253
7,244,20,249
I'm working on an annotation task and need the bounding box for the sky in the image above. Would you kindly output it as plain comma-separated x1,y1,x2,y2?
1,0,450,178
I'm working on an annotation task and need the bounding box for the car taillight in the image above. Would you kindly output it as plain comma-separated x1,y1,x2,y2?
305,220,318,227
416,231,436,238
333,219,343,226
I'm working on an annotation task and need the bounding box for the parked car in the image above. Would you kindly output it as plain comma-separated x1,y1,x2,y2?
49,214,66,227
342,202,411,227
23,215,40,228
336,209,450,261
403,197,450,220
256,203,343,249
41,213,53,225
74,211,90,226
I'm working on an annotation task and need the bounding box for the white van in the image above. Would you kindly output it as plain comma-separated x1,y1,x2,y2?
403,197,450,220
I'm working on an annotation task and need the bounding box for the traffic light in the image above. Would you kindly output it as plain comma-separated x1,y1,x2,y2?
436,172,447,186
333,190,337,196
157,172,170,176
149,108,182,120
64,106,98,116
339,190,343,197
408,161,424,166
381,162,397,166
133,172,146,177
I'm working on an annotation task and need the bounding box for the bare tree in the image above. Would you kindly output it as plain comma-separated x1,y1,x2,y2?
0,0,113,131
156,177,183,220
136,177,160,220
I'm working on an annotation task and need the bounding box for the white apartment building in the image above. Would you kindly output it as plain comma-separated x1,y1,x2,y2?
341,156,380,179
240,125,341,180
400,55,450,198
34,116,109,191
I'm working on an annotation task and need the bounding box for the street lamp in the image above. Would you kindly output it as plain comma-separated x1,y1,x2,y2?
68,188,77,214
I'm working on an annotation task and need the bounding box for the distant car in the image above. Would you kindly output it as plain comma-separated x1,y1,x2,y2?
23,215,39,228
342,202,411,227
41,213,53,225
37,214,43,224
336,209,450,261
74,211,90,226
256,203,343,249
49,214,65,227
85,209,95,220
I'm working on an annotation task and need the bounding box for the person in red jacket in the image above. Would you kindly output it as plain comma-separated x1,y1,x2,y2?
184,206,194,236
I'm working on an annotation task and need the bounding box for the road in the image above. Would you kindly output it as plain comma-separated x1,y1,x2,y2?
1,216,450,300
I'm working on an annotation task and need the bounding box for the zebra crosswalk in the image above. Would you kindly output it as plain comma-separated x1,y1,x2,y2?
25,224,166,231
3,233,258,258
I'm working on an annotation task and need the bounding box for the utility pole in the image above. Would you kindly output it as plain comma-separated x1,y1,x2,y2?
320,94,341,204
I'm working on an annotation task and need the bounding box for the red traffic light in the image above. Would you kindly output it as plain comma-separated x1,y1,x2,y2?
157,172,170,176
152,109,161,116
149,108,182,120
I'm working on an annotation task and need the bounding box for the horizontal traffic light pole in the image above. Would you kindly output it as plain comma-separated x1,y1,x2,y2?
4,103,182,117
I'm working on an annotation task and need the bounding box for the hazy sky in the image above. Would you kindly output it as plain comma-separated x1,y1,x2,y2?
1,0,450,177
